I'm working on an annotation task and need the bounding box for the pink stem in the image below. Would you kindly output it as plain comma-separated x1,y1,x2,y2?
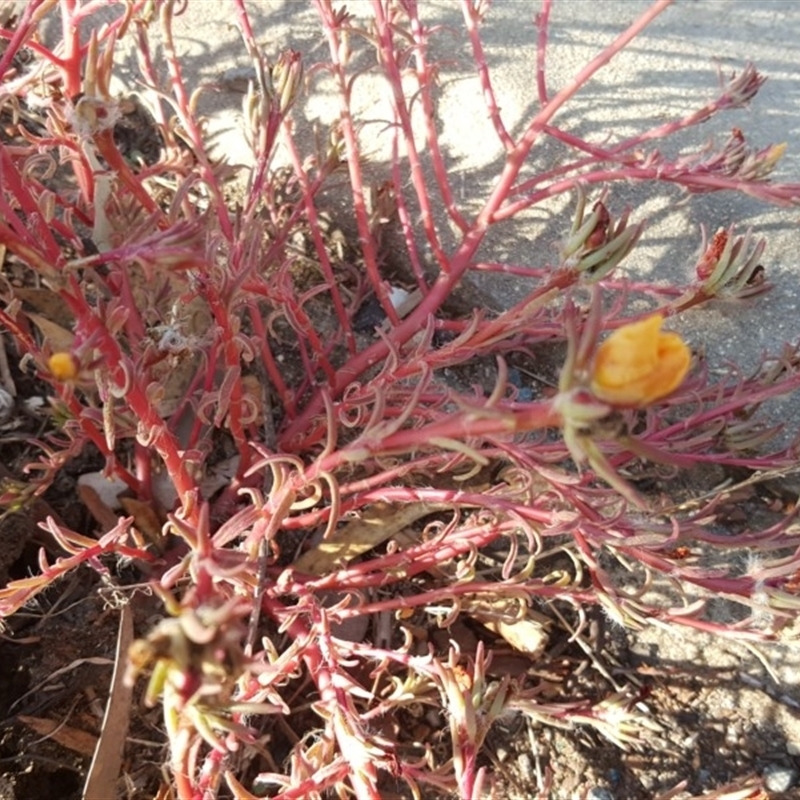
284,0,675,445
535,0,553,107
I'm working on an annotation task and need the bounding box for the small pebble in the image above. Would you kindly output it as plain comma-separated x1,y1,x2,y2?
696,769,713,788
516,752,533,781
638,772,656,791
587,789,615,800
682,732,700,749
352,296,385,332
709,721,725,735
507,367,534,402
717,692,736,711
763,764,799,793
22,396,45,413
724,723,740,747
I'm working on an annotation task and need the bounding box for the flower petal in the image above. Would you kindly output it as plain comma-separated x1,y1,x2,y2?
590,315,690,406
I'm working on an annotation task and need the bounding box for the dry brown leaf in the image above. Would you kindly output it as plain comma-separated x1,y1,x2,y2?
294,501,448,576
26,310,75,352
17,714,98,757
14,286,74,328
84,605,134,800
119,497,164,543
77,483,119,532
477,617,549,658
145,294,211,417
149,351,201,417
463,596,550,658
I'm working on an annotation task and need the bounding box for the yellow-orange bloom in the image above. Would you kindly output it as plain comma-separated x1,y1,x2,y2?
47,352,79,382
590,314,690,407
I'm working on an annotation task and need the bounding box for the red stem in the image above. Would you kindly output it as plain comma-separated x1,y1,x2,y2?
535,0,553,107
313,0,391,315
284,0,675,445
461,0,514,152
0,1,48,79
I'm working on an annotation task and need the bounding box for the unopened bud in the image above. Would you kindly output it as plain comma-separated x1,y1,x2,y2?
271,50,303,115
695,228,728,281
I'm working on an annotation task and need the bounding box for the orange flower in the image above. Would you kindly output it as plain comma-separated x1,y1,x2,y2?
590,314,690,407
47,352,79,382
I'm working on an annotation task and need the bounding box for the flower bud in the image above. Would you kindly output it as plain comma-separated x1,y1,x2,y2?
270,50,303,115
561,188,642,281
